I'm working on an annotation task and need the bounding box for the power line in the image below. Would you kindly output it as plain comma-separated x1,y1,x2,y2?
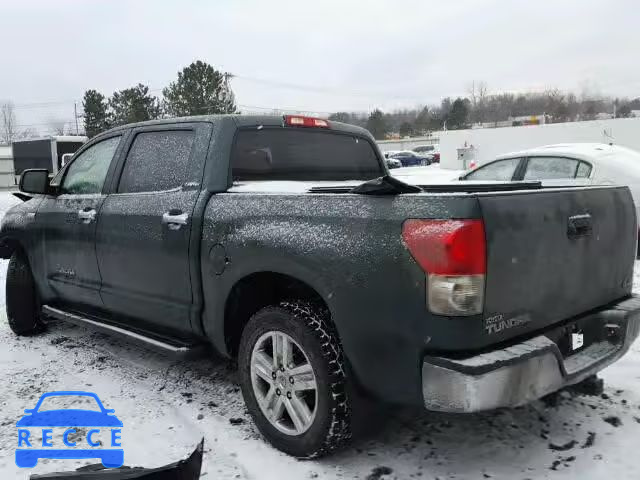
233,74,428,102
9,99,80,110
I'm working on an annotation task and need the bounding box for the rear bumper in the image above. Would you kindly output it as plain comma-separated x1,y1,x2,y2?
422,295,640,412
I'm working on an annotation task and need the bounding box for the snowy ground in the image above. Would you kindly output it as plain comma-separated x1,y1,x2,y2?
1,183,640,479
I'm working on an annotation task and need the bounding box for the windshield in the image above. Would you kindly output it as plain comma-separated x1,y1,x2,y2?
36,395,102,412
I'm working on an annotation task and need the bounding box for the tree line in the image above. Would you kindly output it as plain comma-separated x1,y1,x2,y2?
331,84,640,140
83,60,237,138
3,73,639,143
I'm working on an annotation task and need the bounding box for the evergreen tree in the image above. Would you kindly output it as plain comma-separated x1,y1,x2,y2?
163,60,237,117
366,109,387,140
414,106,430,133
82,90,110,137
109,84,160,126
448,98,470,129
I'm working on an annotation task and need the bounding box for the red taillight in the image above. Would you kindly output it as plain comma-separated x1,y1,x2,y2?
284,115,330,128
402,219,486,275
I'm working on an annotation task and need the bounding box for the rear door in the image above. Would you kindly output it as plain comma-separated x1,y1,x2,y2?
95,123,211,334
479,185,636,344
38,133,124,308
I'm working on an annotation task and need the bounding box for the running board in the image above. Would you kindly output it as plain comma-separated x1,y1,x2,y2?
42,305,206,358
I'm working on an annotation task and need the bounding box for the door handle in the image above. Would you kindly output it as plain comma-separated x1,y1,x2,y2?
77,208,96,224
162,211,189,230
567,213,592,238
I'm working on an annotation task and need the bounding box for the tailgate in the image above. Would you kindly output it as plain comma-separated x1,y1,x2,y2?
479,186,636,344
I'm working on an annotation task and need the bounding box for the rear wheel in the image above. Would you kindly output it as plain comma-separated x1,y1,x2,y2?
6,251,44,336
238,301,351,458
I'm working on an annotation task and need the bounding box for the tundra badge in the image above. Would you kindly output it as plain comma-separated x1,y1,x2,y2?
485,313,531,335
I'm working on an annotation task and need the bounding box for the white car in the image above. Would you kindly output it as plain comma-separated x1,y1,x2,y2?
385,157,402,169
459,143,640,254
382,150,400,158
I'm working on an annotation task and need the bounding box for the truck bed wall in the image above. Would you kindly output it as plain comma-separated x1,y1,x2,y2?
199,192,481,405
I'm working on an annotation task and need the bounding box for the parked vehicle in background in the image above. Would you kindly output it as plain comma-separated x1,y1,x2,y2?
385,157,402,169
459,143,640,255
3,120,640,459
413,144,440,162
389,150,432,166
11,136,87,184
61,153,74,167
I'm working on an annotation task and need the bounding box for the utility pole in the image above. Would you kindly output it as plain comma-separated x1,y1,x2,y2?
74,102,79,135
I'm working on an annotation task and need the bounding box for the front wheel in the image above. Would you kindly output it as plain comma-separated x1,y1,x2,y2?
6,251,44,336
238,301,351,458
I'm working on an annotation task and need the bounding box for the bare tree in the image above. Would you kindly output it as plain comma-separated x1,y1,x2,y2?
467,81,489,124
1,102,17,144
544,88,567,122
16,128,37,140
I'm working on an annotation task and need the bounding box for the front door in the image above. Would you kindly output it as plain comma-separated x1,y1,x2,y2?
95,124,210,334
38,134,124,308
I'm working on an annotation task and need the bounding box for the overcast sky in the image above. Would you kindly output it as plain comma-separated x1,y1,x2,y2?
1,0,638,132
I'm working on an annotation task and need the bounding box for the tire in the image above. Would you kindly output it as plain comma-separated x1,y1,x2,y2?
6,251,43,336
238,301,351,458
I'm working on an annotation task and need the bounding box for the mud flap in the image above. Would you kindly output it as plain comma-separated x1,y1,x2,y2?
29,438,204,480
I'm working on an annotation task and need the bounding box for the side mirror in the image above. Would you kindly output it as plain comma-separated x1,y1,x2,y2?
19,169,50,195
23,409,34,414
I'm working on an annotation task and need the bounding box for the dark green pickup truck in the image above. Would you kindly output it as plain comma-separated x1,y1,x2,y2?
2,115,639,457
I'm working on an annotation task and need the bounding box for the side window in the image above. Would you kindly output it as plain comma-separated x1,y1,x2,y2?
61,136,121,194
118,130,195,193
523,156,579,180
576,161,593,178
464,158,521,181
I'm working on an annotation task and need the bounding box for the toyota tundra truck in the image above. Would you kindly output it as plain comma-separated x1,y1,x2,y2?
2,114,639,458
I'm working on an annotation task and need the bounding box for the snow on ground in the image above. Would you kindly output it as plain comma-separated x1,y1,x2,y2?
1,185,640,479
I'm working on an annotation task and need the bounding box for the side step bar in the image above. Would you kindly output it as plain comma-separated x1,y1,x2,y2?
42,305,206,359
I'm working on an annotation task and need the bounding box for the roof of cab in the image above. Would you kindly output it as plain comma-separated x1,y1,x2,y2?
99,114,372,139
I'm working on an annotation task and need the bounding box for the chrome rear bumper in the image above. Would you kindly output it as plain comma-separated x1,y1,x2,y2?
422,295,640,412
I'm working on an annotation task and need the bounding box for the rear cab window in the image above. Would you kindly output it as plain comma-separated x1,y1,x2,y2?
231,129,383,182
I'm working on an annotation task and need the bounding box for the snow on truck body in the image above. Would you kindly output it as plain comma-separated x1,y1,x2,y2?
2,114,640,457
